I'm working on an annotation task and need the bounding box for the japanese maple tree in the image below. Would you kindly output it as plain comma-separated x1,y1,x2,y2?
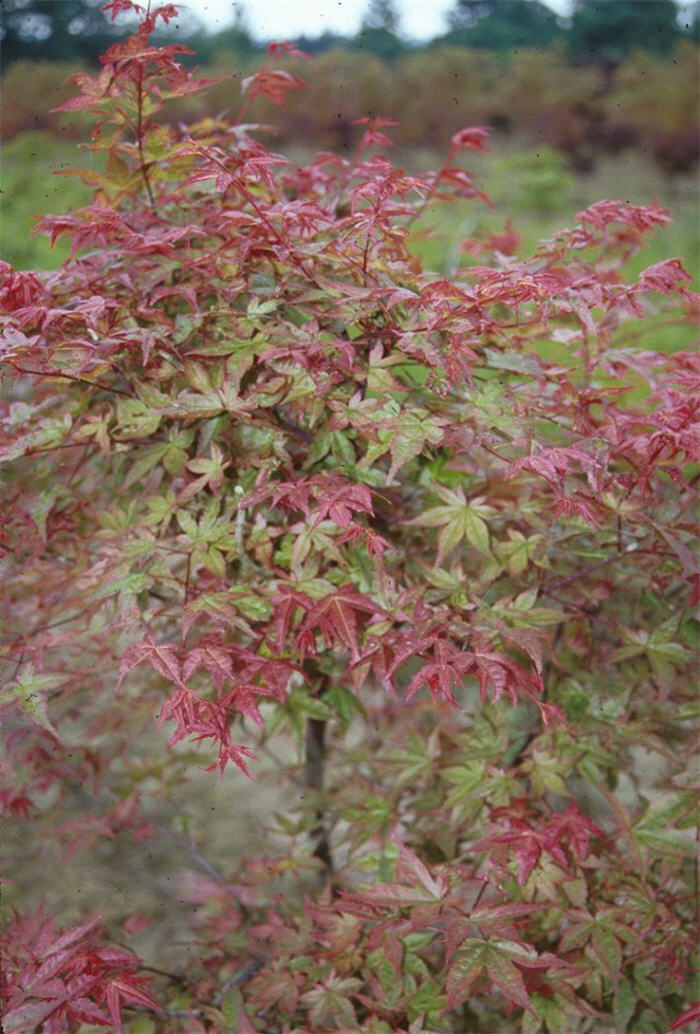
1,2,698,1031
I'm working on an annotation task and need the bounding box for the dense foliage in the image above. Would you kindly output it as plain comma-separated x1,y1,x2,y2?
1,3,698,1032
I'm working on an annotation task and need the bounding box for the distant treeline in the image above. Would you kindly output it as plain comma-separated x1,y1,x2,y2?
2,0,698,66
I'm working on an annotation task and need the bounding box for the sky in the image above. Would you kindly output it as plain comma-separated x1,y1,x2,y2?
188,0,573,42
176,0,696,44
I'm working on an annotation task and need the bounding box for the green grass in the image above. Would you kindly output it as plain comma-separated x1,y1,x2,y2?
1,131,95,270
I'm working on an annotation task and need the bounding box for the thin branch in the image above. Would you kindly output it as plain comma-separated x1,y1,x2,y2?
213,961,262,1006
541,543,640,593
146,820,244,907
136,67,158,211
1,604,94,646
10,366,133,398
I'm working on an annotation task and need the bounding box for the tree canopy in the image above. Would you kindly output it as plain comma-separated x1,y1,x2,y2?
353,0,404,59
0,0,117,64
568,0,683,63
444,0,564,50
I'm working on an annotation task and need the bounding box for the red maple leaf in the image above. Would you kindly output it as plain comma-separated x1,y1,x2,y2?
241,68,307,106
297,586,384,661
117,635,186,690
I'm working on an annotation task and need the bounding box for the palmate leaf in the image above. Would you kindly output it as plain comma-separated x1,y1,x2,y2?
405,638,474,705
244,473,375,537
297,585,384,660
446,938,538,1014
670,1002,700,1032
1,908,160,1034
386,409,445,482
182,642,233,692
103,974,161,1033
117,634,186,690
393,836,449,901
506,445,599,484
405,485,492,562
181,590,261,637
632,791,697,856
1,666,63,737
340,838,448,915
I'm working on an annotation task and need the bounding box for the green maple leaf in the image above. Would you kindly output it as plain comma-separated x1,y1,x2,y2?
2,667,63,737
406,485,493,562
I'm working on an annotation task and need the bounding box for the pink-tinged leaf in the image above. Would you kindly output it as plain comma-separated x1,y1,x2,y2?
591,925,622,987
473,652,511,703
446,939,488,1010
646,521,700,577
552,494,601,526
261,474,374,530
238,1008,260,1033
342,882,443,911
576,199,671,232
405,639,473,706
65,997,111,1026
270,590,314,654
267,39,313,61
241,68,307,105
309,478,373,530
104,975,161,1031
206,742,256,778
335,523,392,559
393,836,448,900
182,644,233,691
638,258,692,295
484,943,537,1014
4,1001,69,1033
470,903,548,935
297,586,383,661
148,642,186,689
450,126,491,152
101,0,142,21
107,985,129,1029
506,446,596,484
118,636,185,690
670,1002,700,1032
45,917,102,957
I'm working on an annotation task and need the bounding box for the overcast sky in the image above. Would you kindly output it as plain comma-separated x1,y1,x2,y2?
188,0,572,42
185,0,695,43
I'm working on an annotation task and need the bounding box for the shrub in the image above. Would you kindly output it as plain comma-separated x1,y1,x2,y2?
1,3,697,1032
0,62,93,141
603,43,700,177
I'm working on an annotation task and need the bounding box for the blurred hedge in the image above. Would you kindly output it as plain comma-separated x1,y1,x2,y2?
3,44,697,175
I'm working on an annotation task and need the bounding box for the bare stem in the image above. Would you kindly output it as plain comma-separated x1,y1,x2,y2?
136,68,157,211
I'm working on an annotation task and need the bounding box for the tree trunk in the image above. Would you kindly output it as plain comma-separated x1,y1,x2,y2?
304,716,333,875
